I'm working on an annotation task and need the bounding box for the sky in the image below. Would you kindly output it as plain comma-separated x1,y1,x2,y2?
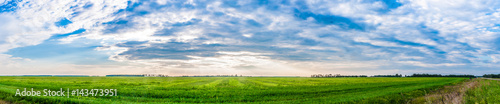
0,0,499,76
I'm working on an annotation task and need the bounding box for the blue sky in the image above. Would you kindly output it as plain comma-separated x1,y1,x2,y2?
0,0,499,76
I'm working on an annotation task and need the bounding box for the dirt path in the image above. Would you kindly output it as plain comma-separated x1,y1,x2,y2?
408,79,479,104
483,78,500,81
0,100,10,104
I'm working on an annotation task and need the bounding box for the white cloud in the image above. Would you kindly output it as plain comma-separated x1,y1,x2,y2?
304,0,385,18
397,61,466,67
106,51,313,76
0,0,6,4
0,0,128,53
242,33,252,38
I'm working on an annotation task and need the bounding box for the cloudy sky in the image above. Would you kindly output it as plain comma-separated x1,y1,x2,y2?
0,0,499,76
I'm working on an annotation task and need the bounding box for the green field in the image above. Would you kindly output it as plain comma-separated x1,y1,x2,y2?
0,77,466,103
466,79,500,103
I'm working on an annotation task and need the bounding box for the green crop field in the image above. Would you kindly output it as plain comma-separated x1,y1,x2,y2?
0,77,466,104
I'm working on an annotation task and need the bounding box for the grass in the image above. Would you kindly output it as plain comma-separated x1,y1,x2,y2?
409,78,478,104
465,78,500,103
0,77,466,103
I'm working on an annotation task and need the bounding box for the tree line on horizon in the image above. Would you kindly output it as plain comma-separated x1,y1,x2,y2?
483,74,500,78
405,73,475,78
311,73,475,78
311,74,368,78
373,74,403,77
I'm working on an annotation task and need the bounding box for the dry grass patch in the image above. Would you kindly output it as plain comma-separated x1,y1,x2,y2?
0,100,10,104
409,78,479,104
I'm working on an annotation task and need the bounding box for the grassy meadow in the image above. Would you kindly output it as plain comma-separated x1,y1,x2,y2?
465,78,500,103
0,77,467,103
